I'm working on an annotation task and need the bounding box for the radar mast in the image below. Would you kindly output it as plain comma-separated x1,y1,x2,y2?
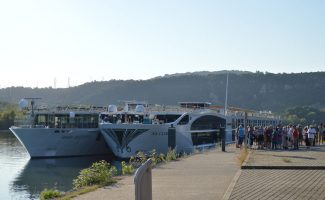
23,97,42,117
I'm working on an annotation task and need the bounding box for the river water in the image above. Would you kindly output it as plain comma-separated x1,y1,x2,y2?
0,130,116,200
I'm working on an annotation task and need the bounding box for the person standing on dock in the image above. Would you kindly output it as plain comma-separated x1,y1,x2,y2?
282,126,288,150
237,125,245,148
288,125,294,149
298,125,303,146
271,127,278,150
307,126,316,149
257,126,264,149
321,124,325,144
292,125,299,150
303,126,309,148
277,126,283,149
248,126,254,149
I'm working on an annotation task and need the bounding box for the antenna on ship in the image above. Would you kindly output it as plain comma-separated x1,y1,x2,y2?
22,97,42,117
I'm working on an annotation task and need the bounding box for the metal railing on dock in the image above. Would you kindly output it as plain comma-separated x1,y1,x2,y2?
134,158,152,200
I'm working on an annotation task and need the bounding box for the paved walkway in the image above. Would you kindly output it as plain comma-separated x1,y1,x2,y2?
245,145,325,167
227,144,325,200
229,169,325,200
74,145,240,200
73,144,325,200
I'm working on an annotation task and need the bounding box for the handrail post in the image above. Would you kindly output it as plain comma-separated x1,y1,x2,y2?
134,158,153,200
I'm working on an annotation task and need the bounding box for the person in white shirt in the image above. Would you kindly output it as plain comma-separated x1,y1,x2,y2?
307,126,316,149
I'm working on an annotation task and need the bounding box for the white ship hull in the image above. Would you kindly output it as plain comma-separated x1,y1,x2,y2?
10,127,111,158
100,123,195,158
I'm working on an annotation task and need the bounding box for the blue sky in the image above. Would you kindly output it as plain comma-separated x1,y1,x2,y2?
0,0,324,88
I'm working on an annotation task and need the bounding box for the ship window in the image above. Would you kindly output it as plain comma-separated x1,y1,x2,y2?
49,113,99,129
35,114,47,126
156,114,181,123
191,131,221,145
191,115,225,130
178,115,189,125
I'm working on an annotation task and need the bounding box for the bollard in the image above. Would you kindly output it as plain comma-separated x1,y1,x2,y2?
134,158,153,200
168,126,176,149
222,127,226,152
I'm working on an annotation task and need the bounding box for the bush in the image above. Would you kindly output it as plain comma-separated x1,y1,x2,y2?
166,148,178,162
129,151,147,167
149,149,165,166
40,188,61,200
109,166,118,176
122,148,178,177
121,161,135,175
72,160,116,189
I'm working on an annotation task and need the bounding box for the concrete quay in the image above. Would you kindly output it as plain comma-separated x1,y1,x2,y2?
227,145,325,200
73,144,325,200
73,145,240,200
243,145,325,169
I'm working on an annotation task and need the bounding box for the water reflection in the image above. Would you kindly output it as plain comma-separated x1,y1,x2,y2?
11,156,115,199
0,130,116,200
0,130,29,163
0,130,29,199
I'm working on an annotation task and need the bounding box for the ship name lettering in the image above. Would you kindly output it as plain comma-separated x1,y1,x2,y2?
152,132,168,136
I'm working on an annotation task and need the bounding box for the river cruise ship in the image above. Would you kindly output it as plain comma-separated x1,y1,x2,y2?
10,99,111,158
99,101,280,158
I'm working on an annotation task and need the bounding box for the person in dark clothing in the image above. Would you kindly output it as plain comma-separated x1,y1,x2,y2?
292,125,299,150
271,128,278,150
298,125,303,145
304,126,310,149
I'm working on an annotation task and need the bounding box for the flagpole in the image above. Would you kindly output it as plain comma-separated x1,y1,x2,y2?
224,71,229,116
222,71,229,152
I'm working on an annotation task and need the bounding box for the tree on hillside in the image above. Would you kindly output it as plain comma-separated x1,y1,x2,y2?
0,71,324,115
283,106,325,126
0,103,22,130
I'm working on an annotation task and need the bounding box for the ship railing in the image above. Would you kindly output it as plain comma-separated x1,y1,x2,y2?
13,118,34,128
145,106,210,113
55,105,107,112
227,111,279,120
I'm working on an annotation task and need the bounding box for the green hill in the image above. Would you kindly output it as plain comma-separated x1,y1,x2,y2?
0,71,324,113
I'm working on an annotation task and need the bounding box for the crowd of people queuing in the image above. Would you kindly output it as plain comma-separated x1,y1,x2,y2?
235,123,325,150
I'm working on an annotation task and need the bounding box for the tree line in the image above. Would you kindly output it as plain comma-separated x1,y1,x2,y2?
282,106,325,126
0,71,324,113
0,102,22,130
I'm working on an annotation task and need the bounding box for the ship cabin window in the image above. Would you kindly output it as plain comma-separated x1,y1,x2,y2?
35,114,47,127
155,114,181,124
190,115,226,146
34,113,98,128
177,114,189,125
191,131,220,146
103,114,145,124
100,114,119,124
133,115,143,124
191,115,225,130
123,114,144,124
